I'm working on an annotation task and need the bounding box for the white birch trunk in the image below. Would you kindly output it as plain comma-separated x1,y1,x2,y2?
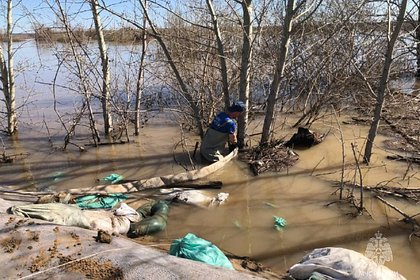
135,0,148,135
91,0,113,135
237,0,252,148
0,0,17,134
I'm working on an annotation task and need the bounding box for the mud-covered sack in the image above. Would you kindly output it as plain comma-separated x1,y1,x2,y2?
8,203,91,228
85,203,140,235
128,200,169,237
288,247,406,280
169,233,233,270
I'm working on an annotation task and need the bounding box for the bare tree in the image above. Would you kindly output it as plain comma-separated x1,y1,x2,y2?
138,1,205,138
0,0,17,134
52,0,101,147
134,0,148,135
363,0,408,163
206,0,230,110
237,0,253,148
90,0,113,135
260,0,296,145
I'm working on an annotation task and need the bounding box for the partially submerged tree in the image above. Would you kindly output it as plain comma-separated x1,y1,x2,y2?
260,0,296,145
0,0,17,134
90,0,113,135
363,0,408,163
134,0,148,136
51,0,101,147
237,0,253,148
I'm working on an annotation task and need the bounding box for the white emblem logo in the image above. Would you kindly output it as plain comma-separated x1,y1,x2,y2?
365,231,393,265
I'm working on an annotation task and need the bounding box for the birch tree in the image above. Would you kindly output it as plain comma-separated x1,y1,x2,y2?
134,0,148,135
90,0,113,135
363,0,408,163
237,0,253,148
0,0,17,134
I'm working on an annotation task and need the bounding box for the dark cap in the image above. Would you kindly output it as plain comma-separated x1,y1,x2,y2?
228,101,245,113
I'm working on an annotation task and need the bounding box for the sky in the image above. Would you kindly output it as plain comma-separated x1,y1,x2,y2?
2,0,419,34
0,0,146,33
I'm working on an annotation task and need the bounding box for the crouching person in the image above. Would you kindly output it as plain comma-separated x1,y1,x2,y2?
200,101,245,162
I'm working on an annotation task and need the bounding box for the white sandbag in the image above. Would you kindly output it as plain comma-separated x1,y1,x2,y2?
84,203,140,235
209,192,229,207
288,247,406,280
114,203,141,222
162,189,229,208
9,203,91,229
9,202,140,235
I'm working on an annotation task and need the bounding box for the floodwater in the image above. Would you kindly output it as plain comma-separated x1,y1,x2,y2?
1,41,419,278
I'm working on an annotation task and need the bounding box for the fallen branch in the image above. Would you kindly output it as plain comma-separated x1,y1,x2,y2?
375,195,420,239
387,154,420,165
382,116,420,149
334,182,420,202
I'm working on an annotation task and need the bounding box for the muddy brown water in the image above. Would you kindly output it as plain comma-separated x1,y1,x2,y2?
1,113,419,279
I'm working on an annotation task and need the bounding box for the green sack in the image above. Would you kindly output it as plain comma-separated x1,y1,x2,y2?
128,200,170,237
169,233,233,270
75,193,128,209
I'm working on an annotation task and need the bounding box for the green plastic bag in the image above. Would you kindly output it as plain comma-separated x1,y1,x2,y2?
169,233,234,270
102,173,124,184
75,193,128,209
273,216,287,231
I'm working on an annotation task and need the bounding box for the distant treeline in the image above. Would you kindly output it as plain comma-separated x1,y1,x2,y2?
33,26,148,43
1,20,417,44
0,27,147,43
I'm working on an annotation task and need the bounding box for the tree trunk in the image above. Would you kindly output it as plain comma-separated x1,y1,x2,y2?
363,0,408,163
135,0,148,136
90,0,113,135
206,0,230,110
237,0,252,149
260,0,294,145
0,0,17,134
416,2,420,78
6,0,16,134
0,46,10,130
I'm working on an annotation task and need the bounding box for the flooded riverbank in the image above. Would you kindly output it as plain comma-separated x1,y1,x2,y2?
1,112,419,279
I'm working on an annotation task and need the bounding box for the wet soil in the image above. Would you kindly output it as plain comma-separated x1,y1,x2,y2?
58,256,124,280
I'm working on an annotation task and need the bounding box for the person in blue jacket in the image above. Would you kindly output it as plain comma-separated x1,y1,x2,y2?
200,101,245,162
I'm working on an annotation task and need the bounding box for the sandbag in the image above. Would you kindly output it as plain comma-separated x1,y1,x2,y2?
169,233,233,270
8,202,140,235
162,189,229,208
9,203,91,229
85,203,141,235
288,247,406,280
128,200,169,237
